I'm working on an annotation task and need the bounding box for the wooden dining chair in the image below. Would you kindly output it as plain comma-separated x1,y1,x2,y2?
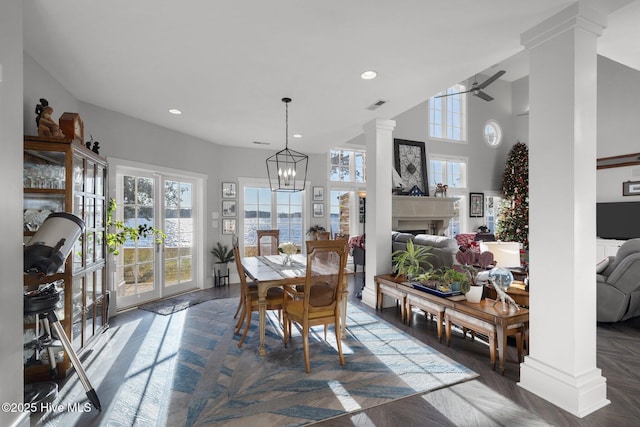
282,239,349,373
257,229,280,256
316,231,331,240
334,233,349,240
232,240,284,348
231,235,253,321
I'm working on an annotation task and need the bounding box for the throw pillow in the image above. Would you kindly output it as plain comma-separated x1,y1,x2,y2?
596,257,609,274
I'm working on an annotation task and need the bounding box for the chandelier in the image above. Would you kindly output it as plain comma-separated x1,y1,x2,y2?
266,97,308,192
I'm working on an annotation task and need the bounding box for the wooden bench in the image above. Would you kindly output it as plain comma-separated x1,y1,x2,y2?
375,274,529,374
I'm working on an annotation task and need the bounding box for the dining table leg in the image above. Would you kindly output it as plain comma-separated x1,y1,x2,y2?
258,290,267,356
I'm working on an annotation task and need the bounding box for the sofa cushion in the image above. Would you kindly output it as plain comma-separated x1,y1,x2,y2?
414,234,458,250
596,257,609,274
393,232,415,243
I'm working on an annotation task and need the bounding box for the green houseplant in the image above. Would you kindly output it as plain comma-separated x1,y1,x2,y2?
105,198,165,256
306,225,326,239
392,239,433,280
211,242,235,264
211,241,235,279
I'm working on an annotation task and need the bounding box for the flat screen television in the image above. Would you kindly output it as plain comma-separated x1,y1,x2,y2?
596,202,640,240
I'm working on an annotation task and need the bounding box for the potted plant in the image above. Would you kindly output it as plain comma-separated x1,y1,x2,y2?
105,198,165,256
306,225,326,240
453,249,494,302
392,239,433,280
211,241,235,279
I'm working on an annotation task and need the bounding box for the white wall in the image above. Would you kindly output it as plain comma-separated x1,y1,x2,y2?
1,2,28,427
23,52,79,137
596,55,640,202
511,55,640,204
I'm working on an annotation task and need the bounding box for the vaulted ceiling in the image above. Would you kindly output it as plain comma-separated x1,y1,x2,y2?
23,1,640,153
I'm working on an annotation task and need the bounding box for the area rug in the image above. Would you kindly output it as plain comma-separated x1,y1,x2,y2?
165,298,478,426
138,287,230,315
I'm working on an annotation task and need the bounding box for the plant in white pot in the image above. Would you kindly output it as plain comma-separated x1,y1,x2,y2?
211,242,235,280
453,249,494,303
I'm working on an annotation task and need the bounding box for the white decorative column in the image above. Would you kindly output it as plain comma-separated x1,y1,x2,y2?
518,2,609,417
361,119,396,308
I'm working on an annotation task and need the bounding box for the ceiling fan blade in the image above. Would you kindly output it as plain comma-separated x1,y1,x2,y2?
434,89,472,99
473,90,493,101
476,70,506,90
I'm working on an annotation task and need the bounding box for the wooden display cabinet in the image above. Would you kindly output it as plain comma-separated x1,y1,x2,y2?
23,135,108,383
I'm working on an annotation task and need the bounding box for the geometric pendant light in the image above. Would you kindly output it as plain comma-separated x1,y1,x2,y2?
266,97,308,192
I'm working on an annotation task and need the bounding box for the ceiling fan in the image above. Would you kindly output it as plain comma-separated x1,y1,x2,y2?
435,70,506,102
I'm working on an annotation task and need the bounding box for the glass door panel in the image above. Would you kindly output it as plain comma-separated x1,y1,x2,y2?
163,179,195,293
116,174,161,307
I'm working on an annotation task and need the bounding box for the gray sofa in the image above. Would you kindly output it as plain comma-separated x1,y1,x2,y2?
597,238,640,322
392,231,458,271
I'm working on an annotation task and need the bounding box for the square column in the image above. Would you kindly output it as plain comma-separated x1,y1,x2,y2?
518,2,609,417
361,119,396,308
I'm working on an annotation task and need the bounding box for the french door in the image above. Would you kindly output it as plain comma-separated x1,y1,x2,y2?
112,162,201,310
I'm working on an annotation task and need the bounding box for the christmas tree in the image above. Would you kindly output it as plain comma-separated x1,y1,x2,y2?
495,142,529,249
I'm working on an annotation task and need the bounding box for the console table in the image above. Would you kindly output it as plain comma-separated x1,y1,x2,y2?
374,274,529,374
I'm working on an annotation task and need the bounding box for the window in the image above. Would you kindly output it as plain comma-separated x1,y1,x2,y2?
429,156,467,189
429,155,468,237
429,84,466,142
241,182,304,256
483,120,502,147
329,149,366,183
484,194,502,233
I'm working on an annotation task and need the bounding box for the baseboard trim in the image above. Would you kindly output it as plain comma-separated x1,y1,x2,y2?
518,356,610,417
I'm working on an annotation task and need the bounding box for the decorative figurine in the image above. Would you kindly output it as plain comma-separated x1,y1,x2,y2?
85,134,101,155
35,98,65,138
434,183,448,197
489,267,519,311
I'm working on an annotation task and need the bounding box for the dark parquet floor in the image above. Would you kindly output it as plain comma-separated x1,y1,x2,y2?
49,273,638,427
314,274,640,427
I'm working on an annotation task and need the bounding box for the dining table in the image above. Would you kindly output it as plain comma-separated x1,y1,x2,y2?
242,254,352,356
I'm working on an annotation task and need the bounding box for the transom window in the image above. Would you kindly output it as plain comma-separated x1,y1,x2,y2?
429,156,467,189
429,84,467,142
329,149,366,183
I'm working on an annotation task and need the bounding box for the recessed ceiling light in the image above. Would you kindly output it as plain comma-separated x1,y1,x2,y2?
293,133,302,138
360,70,377,80
168,108,182,115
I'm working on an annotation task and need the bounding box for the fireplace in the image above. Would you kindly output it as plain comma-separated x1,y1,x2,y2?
392,195,458,235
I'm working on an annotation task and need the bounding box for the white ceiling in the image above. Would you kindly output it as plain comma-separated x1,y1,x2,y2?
23,0,640,154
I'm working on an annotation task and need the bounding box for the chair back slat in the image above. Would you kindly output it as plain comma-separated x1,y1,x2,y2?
257,229,280,256
304,240,348,314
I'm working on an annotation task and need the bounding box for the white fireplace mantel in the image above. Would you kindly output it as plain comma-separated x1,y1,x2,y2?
392,195,458,234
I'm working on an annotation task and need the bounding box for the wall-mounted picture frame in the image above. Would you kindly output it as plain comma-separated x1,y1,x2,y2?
313,202,324,218
623,180,640,196
222,182,236,199
222,218,236,235
313,186,324,201
394,139,429,196
469,192,484,217
222,200,236,217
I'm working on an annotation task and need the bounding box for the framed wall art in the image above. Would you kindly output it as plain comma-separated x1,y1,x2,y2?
313,203,324,218
313,186,324,201
394,139,429,196
222,182,236,199
469,192,484,217
222,218,236,235
623,180,640,196
222,200,236,217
